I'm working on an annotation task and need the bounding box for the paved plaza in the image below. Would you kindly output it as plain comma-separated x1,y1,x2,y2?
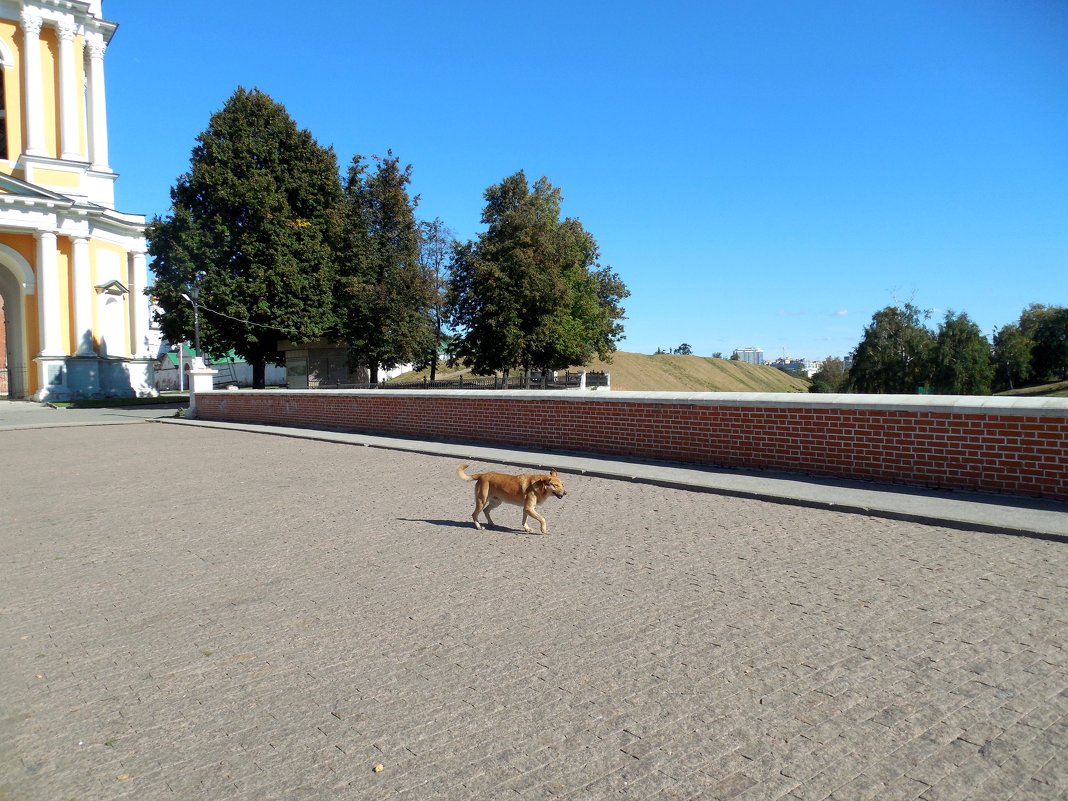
2,421,1066,800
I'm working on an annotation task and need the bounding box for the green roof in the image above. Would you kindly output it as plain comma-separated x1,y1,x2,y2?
161,347,244,367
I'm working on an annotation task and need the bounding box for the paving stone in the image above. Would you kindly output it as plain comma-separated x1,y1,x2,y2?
1,424,1066,801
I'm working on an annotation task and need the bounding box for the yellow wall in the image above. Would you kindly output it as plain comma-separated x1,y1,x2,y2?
0,21,20,166
56,237,70,353
91,240,131,357
33,167,81,187
41,27,58,159
76,36,86,157
0,233,40,395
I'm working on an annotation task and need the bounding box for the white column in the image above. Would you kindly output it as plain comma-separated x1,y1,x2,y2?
57,16,81,161
85,33,109,171
20,8,45,156
72,236,94,354
128,248,150,357
36,231,63,356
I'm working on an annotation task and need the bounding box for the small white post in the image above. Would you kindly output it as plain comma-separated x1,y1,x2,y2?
187,362,217,419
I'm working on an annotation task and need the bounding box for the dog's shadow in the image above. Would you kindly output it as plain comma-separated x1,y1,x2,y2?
396,518,542,536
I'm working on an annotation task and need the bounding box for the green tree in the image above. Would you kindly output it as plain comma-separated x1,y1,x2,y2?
847,303,934,393
337,152,435,383
809,357,847,393
1019,304,1068,382
929,311,993,395
675,343,693,355
991,323,1032,391
419,218,455,381
147,87,341,388
446,171,628,383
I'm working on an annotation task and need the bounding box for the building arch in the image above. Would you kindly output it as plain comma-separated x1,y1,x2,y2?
0,245,32,398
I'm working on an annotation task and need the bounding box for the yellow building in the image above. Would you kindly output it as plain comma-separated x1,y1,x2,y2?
0,0,151,401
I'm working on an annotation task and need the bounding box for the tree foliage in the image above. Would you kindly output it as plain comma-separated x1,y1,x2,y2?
847,303,934,393
809,357,847,393
147,87,342,387
930,311,993,395
419,218,456,380
1019,304,1068,383
446,171,628,379
991,323,1032,391
336,152,435,383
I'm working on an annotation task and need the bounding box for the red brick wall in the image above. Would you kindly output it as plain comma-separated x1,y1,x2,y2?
194,390,1068,500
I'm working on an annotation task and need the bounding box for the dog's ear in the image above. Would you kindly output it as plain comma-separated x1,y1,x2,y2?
549,468,558,476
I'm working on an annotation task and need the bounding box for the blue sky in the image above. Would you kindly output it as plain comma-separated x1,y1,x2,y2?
104,0,1067,361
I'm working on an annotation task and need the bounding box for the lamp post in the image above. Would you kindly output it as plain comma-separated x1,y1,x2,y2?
180,285,202,368
173,342,184,392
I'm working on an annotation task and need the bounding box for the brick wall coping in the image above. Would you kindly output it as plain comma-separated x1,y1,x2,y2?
220,389,1068,417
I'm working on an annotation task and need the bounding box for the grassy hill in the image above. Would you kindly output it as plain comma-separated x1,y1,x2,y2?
395,352,810,393
996,380,1068,398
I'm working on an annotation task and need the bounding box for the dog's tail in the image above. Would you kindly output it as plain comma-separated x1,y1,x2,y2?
456,464,476,482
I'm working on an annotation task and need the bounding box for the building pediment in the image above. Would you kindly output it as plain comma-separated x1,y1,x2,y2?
95,279,129,296
0,172,71,203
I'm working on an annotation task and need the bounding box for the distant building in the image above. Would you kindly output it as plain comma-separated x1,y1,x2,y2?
734,347,763,364
771,357,824,378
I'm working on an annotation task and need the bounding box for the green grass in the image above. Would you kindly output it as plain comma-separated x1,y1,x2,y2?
996,380,1068,397
393,352,811,393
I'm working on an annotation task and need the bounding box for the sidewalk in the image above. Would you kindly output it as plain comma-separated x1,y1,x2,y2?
0,399,185,429
160,417,1068,542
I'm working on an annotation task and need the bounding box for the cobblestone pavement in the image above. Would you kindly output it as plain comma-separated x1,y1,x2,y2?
2,424,1066,801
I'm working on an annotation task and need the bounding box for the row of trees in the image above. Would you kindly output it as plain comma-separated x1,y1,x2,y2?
148,88,628,387
810,303,1068,394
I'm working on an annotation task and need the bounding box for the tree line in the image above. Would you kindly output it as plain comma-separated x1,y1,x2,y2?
148,87,628,387
810,303,1068,394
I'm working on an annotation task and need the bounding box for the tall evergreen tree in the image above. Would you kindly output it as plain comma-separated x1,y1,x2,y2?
930,311,993,395
446,171,628,382
337,152,434,383
147,87,342,387
847,303,934,394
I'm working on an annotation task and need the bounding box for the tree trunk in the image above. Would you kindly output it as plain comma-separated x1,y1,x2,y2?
429,351,437,382
253,358,266,389
369,363,379,384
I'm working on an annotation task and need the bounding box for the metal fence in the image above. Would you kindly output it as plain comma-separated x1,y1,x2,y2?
311,370,609,391
1,364,28,399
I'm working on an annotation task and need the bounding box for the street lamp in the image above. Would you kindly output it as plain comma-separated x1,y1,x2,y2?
180,285,203,368
173,342,184,392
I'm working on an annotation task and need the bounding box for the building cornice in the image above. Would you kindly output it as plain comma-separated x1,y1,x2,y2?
0,1,117,43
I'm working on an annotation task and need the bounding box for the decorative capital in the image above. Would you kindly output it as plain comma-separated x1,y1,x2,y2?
57,16,78,42
20,8,43,36
85,31,106,59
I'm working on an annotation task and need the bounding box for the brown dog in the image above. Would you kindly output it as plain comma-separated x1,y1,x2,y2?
456,464,567,534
